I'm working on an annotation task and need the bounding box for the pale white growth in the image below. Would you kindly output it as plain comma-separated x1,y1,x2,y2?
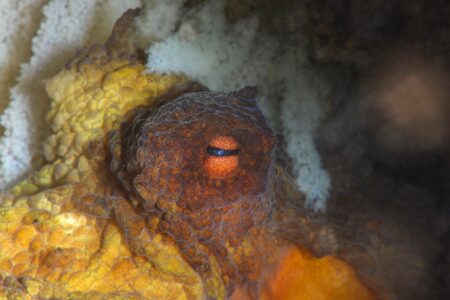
0,0,140,190
146,0,331,211
0,0,47,112
279,53,331,211
148,1,261,90
0,0,98,190
136,0,186,47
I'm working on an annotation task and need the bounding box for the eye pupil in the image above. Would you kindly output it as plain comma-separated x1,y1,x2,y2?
206,146,240,157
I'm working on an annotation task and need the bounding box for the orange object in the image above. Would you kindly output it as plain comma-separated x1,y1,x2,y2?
209,136,238,150
203,136,239,178
260,247,378,300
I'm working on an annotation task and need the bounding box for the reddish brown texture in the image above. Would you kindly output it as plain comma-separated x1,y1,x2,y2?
108,85,276,292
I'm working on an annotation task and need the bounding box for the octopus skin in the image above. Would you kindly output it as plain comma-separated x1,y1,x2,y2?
105,84,277,293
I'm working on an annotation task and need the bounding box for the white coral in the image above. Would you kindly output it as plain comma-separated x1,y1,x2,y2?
0,0,47,112
0,0,141,190
148,1,264,90
136,0,186,47
280,68,331,211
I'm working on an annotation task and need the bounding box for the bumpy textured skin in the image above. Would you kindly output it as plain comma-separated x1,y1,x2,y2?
0,9,377,300
108,87,276,292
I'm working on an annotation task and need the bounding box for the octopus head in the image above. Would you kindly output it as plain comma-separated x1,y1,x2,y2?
109,86,276,283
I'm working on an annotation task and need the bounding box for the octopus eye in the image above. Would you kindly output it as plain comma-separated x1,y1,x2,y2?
206,147,240,157
202,136,239,178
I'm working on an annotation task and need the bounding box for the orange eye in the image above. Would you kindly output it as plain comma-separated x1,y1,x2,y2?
202,136,239,178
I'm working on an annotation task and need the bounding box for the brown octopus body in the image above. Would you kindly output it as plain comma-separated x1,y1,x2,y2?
103,85,277,294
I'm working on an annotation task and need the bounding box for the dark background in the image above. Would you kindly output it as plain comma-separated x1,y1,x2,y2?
221,1,450,299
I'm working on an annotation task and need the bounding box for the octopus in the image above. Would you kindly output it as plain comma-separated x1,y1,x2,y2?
77,82,282,296
0,9,378,300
